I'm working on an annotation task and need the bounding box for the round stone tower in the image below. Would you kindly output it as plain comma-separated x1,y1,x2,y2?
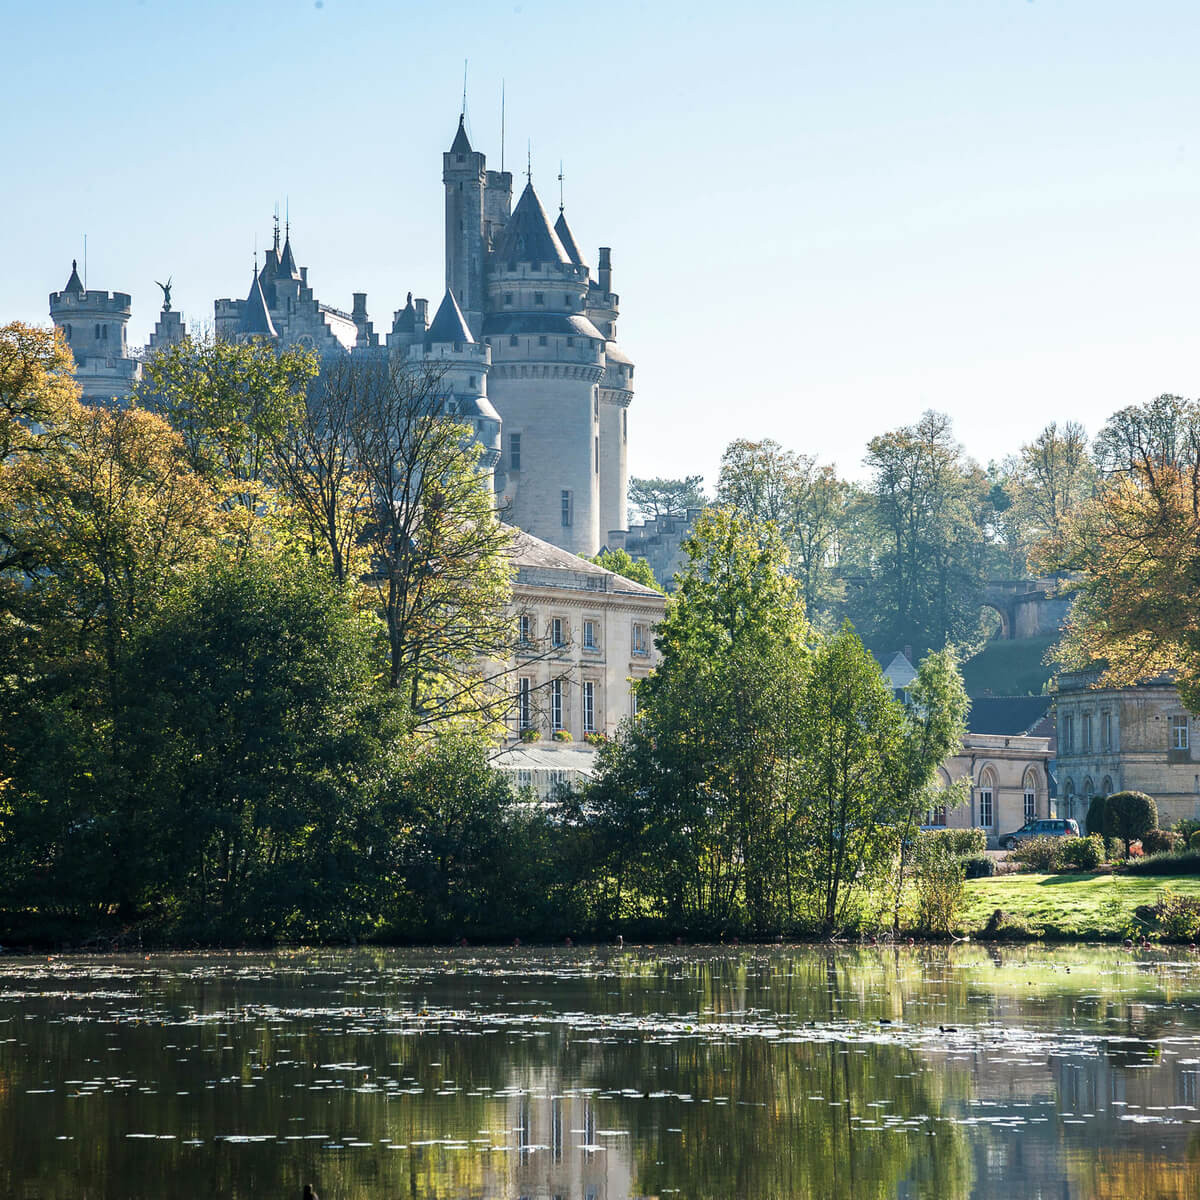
49,260,140,404
484,182,605,556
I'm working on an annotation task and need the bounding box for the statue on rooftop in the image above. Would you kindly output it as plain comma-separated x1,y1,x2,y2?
155,276,173,311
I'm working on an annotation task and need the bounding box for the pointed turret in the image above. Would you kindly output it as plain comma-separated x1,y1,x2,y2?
425,288,474,347
450,114,472,154
493,183,571,266
238,268,278,339
63,259,85,295
278,234,300,281
553,211,586,268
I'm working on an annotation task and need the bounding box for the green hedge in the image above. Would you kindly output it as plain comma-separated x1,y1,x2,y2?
1125,850,1200,876
918,828,986,856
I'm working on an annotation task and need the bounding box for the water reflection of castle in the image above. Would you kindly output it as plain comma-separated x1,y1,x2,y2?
481,1083,636,1200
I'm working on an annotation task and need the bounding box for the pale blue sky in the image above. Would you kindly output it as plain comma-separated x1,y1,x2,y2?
4,0,1200,485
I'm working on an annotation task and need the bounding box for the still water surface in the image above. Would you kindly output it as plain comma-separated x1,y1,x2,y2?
2,944,1200,1198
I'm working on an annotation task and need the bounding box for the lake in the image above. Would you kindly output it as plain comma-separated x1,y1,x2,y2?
2,944,1199,1198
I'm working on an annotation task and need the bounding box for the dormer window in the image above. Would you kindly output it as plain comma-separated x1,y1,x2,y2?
509,334,519,346
538,335,548,346
566,336,574,346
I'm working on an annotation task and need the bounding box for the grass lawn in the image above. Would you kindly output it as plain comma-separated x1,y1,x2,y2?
961,872,1200,939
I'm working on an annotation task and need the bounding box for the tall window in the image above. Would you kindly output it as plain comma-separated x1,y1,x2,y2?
1173,715,1190,751
561,490,573,528
518,677,532,730
583,619,597,650
510,433,521,471
1024,787,1036,822
552,678,564,730
519,613,532,645
1062,714,1074,754
630,687,638,718
1082,713,1093,752
1102,710,1113,751
978,769,996,828
632,623,647,655
926,802,947,827
583,681,595,733
595,436,600,474
551,617,565,647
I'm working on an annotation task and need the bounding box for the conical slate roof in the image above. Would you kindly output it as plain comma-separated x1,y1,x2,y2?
63,260,84,295
239,268,278,338
553,211,586,267
425,288,473,345
493,183,571,266
278,235,300,281
450,114,472,154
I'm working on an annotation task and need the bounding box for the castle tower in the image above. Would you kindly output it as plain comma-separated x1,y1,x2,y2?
236,265,278,343
421,288,500,491
49,260,141,405
485,182,604,556
585,245,634,544
443,116,488,338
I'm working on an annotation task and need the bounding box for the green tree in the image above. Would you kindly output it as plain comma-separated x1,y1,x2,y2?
588,546,662,591
854,410,990,654
628,473,706,523
136,334,317,546
117,552,404,940
716,437,849,621
592,508,810,931
1103,790,1158,856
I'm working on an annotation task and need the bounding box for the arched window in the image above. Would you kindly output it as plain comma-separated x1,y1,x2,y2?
1083,776,1095,801
978,766,997,828
1101,775,1113,796
1022,767,1039,822
926,767,951,827
63,324,72,342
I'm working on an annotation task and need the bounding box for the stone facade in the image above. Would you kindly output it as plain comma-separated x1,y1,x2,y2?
492,528,664,798
881,651,1054,846
1054,671,1200,827
931,733,1054,847
605,506,705,592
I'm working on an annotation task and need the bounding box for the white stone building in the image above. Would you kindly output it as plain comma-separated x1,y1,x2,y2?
881,652,1054,846
1055,670,1200,827
492,528,665,798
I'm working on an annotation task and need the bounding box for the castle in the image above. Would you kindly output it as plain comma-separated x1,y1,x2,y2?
47,115,636,558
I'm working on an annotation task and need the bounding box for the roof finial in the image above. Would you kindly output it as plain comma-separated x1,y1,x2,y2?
461,58,468,122
558,160,564,212
526,140,532,185
500,79,505,174
285,195,290,241
273,204,280,252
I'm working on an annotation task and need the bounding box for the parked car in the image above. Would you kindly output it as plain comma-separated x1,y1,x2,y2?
999,817,1081,851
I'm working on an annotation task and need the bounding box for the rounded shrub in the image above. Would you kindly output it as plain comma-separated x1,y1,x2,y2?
961,854,996,879
1191,830,1200,852
1085,793,1108,838
1058,834,1105,871
1142,829,1182,856
1104,791,1158,854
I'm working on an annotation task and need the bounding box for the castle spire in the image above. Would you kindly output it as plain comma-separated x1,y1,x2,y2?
450,113,472,154
63,259,84,295
493,181,571,266
425,287,474,347
238,265,278,339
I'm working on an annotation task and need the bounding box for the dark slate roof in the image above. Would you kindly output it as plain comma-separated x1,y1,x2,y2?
450,115,472,154
553,211,586,267
966,695,1053,737
63,260,84,295
604,341,633,366
239,270,278,338
278,236,300,281
425,288,474,345
492,183,572,266
482,312,605,339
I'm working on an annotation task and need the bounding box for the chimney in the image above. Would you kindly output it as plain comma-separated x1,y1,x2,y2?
414,298,429,329
597,247,612,293
903,644,913,663
352,292,367,319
